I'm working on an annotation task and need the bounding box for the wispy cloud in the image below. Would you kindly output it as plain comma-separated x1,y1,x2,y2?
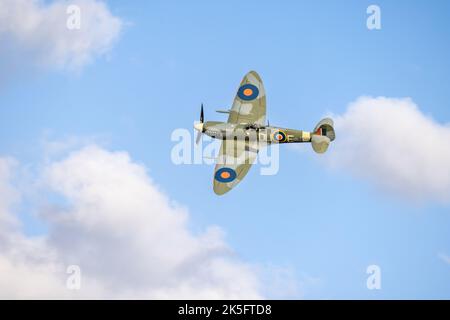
438,252,450,265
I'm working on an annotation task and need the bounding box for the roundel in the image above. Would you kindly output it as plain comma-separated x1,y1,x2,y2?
237,84,259,101
272,130,287,142
215,167,237,183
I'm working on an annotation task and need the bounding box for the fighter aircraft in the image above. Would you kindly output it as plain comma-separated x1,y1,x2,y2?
194,71,335,195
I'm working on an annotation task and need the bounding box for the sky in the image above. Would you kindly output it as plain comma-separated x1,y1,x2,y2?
0,0,449,299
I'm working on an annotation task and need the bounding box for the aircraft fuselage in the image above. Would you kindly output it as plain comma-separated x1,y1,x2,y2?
200,121,312,144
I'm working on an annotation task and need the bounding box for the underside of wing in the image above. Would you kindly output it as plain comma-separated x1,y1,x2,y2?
228,71,266,125
213,139,259,195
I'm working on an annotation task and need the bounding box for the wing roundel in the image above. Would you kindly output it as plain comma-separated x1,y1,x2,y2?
213,139,259,195
227,71,266,126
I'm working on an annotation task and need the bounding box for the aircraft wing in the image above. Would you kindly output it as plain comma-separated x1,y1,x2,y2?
213,139,259,195
227,71,266,125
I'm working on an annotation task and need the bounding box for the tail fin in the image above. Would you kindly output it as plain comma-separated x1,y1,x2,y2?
311,118,335,154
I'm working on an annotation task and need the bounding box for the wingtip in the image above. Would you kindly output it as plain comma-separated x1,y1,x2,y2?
247,70,261,78
242,70,262,86
213,182,231,196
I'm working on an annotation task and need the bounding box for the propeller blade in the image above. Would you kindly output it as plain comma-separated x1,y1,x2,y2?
196,103,204,144
200,103,204,123
195,131,202,145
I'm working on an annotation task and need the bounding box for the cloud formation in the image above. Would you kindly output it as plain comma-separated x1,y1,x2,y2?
0,146,262,299
325,96,450,203
0,0,122,71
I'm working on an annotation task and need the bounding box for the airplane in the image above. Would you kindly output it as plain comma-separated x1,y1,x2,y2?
194,71,335,195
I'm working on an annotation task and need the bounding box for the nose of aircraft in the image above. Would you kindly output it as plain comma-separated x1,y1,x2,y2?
194,122,204,132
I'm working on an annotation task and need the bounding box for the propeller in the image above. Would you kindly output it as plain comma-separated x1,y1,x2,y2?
195,103,204,144
200,103,204,123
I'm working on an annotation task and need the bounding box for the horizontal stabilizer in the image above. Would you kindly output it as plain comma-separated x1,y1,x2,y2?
216,109,231,114
313,118,335,141
311,135,331,153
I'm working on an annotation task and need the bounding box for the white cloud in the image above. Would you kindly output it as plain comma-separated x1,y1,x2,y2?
0,0,123,71
324,96,450,203
0,146,263,299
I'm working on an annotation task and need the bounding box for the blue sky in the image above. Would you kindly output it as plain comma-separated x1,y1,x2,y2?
1,0,450,299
